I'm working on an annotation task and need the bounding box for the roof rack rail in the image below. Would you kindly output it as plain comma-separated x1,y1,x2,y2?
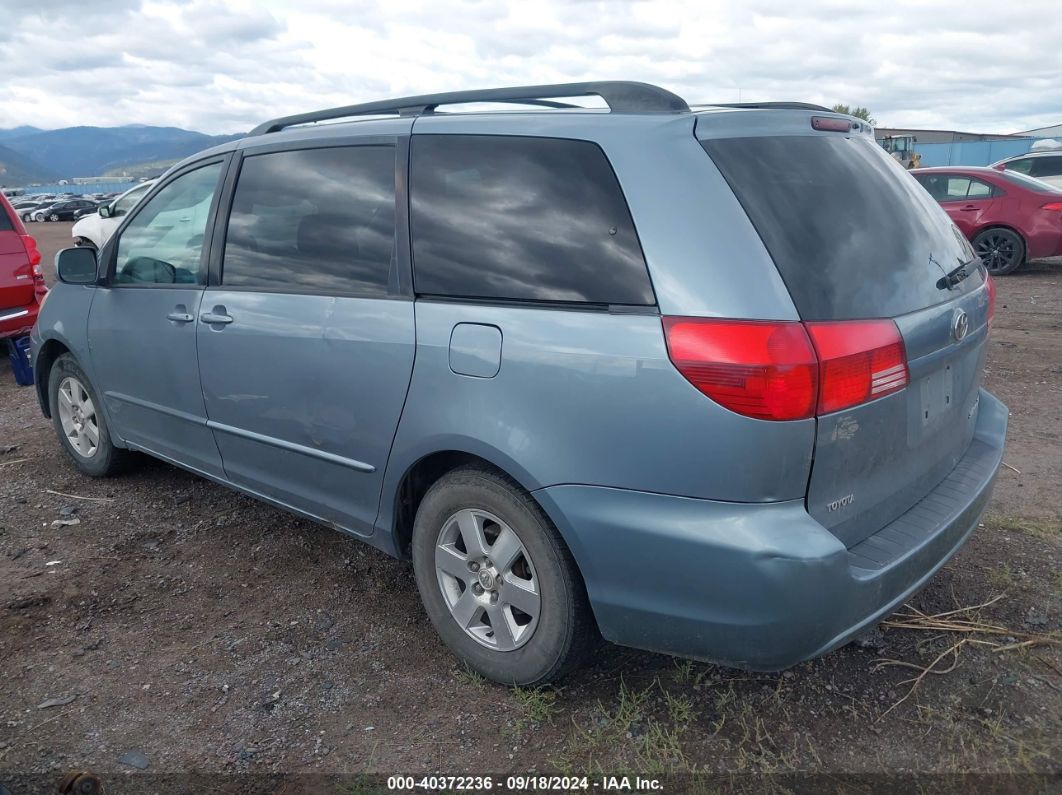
250,81,690,135
699,101,834,112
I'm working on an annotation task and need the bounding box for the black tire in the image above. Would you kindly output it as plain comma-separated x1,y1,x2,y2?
973,227,1025,275
21,213,31,223
412,465,596,685
48,354,129,477
48,213,59,222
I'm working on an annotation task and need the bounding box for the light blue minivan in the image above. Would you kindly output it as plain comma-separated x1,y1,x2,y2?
33,83,1007,684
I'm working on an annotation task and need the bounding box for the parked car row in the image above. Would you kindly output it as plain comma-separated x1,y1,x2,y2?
8,190,129,224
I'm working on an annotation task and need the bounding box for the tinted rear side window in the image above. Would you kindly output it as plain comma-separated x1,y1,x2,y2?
223,146,396,295
0,204,13,231
410,135,653,305
1031,156,1062,178
701,135,978,320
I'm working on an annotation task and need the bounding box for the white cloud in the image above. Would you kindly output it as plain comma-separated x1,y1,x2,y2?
0,0,1059,134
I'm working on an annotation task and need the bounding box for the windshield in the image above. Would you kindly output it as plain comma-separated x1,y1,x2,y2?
701,134,982,320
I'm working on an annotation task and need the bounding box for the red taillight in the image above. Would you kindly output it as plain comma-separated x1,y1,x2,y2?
805,321,908,414
661,318,818,421
985,274,996,326
20,234,48,301
19,234,41,267
663,317,909,420
1042,201,1062,211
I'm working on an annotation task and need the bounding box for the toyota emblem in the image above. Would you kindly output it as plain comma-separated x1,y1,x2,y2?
952,309,969,341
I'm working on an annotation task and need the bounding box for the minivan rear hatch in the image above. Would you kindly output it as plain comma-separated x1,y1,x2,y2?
697,112,991,547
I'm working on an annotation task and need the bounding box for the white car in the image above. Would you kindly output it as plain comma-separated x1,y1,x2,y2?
71,181,155,249
990,151,1062,189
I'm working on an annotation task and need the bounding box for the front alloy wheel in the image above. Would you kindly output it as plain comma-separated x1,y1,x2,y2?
49,353,129,477
56,376,100,458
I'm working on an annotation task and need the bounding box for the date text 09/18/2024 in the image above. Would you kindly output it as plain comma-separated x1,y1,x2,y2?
386,774,664,791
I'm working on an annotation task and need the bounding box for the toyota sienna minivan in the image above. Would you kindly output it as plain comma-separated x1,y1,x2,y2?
32,82,1007,685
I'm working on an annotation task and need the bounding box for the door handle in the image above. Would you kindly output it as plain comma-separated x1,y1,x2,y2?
959,205,979,211
166,311,195,323
200,309,233,325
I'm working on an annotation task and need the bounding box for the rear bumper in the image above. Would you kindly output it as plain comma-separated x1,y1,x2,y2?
535,388,1008,670
0,303,38,339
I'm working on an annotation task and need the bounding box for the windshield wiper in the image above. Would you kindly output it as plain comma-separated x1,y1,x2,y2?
936,258,976,291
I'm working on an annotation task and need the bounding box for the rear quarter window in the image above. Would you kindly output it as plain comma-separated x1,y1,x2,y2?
0,204,13,231
410,135,654,306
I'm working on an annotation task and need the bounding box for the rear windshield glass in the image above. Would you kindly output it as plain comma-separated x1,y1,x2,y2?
999,170,1062,193
701,135,981,320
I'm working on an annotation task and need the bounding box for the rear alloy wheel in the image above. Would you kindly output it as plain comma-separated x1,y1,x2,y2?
49,213,59,222
412,466,595,685
21,213,31,223
434,507,541,651
973,227,1025,275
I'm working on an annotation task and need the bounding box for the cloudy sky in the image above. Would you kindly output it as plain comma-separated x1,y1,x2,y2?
1,0,1059,135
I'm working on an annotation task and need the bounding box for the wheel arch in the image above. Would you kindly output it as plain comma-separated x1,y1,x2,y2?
382,447,528,558
34,337,72,418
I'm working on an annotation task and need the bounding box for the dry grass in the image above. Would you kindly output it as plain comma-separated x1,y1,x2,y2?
874,594,1061,718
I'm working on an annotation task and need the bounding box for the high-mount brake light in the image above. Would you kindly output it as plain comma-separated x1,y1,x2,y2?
811,116,852,132
663,317,910,420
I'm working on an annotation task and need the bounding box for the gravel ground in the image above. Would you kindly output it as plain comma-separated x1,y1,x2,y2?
1,223,1059,792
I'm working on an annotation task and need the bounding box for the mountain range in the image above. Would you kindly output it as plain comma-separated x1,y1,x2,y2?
0,125,242,186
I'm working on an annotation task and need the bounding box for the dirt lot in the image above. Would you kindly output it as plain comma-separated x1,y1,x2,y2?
1,223,1059,792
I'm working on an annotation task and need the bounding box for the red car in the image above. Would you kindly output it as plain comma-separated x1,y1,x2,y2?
1,193,47,339
911,166,1062,274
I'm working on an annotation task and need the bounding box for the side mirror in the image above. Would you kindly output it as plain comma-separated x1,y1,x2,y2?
56,247,99,285
98,205,112,219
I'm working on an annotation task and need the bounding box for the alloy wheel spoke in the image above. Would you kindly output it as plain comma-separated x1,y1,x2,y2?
455,509,489,558
489,526,523,573
82,421,100,446
486,604,517,650
450,589,482,629
435,544,470,580
500,578,540,618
